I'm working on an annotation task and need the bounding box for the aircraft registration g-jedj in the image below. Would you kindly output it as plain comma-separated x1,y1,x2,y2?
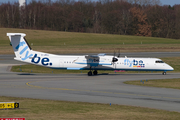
7,33,174,76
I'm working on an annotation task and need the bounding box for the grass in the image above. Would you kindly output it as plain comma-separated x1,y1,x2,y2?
1,28,180,54
124,78,180,89
0,96,180,120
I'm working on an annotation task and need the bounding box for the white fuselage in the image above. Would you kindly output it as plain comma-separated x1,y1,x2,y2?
15,51,174,72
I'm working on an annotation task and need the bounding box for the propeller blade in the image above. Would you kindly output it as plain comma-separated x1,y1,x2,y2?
117,49,120,58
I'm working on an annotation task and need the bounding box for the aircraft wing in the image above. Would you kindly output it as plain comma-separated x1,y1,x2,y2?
75,53,112,66
86,53,106,58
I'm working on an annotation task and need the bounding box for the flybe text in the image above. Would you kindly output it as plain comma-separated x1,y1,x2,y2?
16,41,33,61
16,41,52,66
124,59,145,67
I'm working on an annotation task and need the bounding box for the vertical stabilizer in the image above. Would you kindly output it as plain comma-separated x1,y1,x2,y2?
7,33,33,61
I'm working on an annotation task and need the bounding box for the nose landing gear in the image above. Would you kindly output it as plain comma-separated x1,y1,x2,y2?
162,72,166,75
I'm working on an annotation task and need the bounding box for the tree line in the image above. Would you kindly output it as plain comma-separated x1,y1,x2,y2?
0,0,180,39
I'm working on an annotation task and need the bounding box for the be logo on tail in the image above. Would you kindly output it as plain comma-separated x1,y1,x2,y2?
31,54,52,66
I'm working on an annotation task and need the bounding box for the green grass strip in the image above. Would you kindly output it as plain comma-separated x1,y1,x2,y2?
124,78,180,90
0,96,180,120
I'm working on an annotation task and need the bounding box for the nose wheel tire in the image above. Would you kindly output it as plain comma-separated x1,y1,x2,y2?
162,72,166,75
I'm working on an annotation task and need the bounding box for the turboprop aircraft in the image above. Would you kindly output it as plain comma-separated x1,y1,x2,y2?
7,33,174,76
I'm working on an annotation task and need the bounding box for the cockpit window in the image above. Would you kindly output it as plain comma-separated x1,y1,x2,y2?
155,60,164,63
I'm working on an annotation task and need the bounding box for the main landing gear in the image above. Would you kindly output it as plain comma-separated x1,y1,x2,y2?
88,71,92,76
93,70,98,75
87,70,98,76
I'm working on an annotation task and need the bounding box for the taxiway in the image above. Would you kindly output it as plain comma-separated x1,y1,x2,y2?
0,52,180,112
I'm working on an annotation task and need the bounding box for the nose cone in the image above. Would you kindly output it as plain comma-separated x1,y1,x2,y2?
166,64,174,71
169,66,174,71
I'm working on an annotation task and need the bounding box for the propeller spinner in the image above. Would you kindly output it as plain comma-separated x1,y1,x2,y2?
112,51,118,62
112,57,118,62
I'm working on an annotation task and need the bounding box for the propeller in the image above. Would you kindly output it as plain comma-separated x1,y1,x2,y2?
112,57,118,62
111,49,121,66
112,51,118,63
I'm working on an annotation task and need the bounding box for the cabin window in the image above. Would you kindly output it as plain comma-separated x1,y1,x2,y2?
155,61,164,63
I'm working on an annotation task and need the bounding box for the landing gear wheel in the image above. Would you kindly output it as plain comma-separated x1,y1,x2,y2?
93,70,98,75
162,72,166,75
88,71,92,76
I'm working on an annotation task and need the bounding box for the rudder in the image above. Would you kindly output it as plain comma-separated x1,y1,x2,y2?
7,33,33,61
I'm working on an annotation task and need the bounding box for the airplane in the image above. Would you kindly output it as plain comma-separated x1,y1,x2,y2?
7,33,174,76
